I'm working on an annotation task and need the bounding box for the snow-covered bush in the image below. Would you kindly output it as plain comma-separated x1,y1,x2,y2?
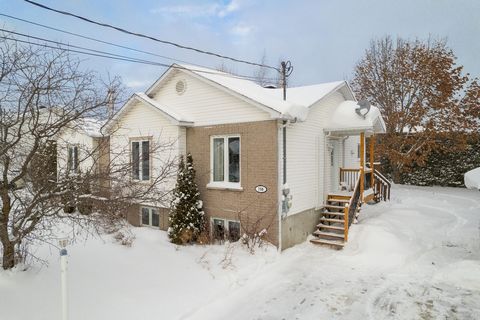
168,154,206,245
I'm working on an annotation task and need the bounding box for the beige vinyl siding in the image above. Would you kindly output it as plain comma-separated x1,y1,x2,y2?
285,92,347,216
109,100,182,200
151,71,272,126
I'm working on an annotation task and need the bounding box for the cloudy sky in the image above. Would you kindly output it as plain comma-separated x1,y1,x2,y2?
1,0,479,91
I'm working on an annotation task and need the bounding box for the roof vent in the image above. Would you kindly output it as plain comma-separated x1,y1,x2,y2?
175,79,187,95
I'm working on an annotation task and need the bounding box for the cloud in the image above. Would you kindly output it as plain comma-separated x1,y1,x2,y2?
230,23,252,37
150,0,242,19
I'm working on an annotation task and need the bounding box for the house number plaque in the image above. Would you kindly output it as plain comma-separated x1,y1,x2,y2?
255,185,267,193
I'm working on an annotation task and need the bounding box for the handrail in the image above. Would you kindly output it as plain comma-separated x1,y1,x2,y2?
339,168,361,191
345,174,362,242
373,169,391,201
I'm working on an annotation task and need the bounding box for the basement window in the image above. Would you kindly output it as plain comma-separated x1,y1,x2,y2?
212,218,241,242
141,207,159,228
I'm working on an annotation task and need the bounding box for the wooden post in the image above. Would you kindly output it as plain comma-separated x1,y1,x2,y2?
344,204,349,242
370,134,375,188
360,132,365,202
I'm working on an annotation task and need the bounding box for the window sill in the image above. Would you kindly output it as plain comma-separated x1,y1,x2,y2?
206,182,243,192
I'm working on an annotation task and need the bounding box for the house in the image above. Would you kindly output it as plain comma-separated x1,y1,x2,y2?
100,63,389,250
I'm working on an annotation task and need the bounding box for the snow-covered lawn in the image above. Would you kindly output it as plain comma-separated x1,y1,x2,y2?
1,185,479,320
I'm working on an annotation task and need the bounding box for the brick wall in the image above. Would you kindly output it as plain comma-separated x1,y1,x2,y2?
186,120,279,246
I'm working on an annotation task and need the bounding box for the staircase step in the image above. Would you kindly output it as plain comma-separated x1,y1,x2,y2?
320,217,344,224
323,211,345,217
310,238,345,249
314,230,345,239
328,199,350,204
317,224,344,231
324,205,346,210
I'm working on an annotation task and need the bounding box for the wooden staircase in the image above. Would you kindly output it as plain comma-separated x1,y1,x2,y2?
310,196,352,249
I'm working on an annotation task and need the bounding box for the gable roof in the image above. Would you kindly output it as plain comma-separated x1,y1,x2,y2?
108,63,359,129
103,92,193,133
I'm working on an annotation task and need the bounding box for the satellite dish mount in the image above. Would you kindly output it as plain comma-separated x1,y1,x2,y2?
355,100,371,118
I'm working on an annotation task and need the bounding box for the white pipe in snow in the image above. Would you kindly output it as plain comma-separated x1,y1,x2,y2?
60,247,68,320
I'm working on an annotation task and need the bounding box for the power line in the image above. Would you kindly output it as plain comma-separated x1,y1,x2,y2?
0,31,279,83
23,0,281,72
0,13,194,66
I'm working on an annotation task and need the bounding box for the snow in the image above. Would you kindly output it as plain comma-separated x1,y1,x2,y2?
1,185,479,319
77,118,106,137
135,92,194,123
269,81,346,107
465,167,480,190
325,100,386,134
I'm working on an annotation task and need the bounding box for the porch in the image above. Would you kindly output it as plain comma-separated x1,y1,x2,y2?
311,100,390,249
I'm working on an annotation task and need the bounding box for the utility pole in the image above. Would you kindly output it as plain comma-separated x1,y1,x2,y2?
280,61,293,216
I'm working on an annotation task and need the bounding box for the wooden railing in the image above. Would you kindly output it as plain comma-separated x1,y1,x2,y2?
339,168,360,191
373,169,391,201
344,175,361,241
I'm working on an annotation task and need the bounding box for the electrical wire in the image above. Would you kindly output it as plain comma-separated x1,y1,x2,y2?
23,0,281,72
0,31,279,83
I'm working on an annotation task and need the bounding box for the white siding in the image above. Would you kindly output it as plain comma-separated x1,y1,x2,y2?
57,129,96,176
109,100,183,200
285,92,347,216
151,71,272,126
344,135,361,168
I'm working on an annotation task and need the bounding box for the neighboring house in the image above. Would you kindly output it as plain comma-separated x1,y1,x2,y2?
56,118,109,180
99,63,389,250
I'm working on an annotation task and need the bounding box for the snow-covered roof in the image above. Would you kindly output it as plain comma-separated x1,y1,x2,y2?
170,64,308,120
134,92,194,124
464,167,480,190
268,81,348,107
324,100,386,135
77,118,106,137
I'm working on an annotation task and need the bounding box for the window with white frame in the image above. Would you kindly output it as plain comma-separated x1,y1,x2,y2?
141,207,159,227
212,218,240,242
67,145,79,173
211,135,240,186
131,140,150,181
357,143,361,159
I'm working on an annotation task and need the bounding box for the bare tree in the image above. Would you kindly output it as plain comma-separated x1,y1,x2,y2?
352,36,480,181
0,37,176,269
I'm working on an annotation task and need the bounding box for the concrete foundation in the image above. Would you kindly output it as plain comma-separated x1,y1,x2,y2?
281,208,321,250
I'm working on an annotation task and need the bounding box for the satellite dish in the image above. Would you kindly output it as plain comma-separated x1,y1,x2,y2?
355,100,371,118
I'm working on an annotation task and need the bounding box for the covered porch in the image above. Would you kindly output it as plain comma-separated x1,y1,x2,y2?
312,100,390,249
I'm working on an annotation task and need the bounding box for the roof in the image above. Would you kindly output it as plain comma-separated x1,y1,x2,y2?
103,92,194,132
324,100,386,135
78,118,106,137
268,81,349,107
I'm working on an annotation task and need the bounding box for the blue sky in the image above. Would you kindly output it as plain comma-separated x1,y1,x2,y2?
1,0,479,91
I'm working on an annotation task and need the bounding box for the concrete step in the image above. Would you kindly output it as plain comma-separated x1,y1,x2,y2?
310,238,345,249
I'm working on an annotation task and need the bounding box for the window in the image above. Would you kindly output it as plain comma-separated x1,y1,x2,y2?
211,136,240,186
212,218,241,242
132,140,150,181
67,145,79,173
330,148,334,166
141,207,159,228
357,143,361,159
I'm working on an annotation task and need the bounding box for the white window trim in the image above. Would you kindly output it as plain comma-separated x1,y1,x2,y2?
140,206,159,228
211,217,241,241
67,144,79,174
131,139,151,182
208,135,241,190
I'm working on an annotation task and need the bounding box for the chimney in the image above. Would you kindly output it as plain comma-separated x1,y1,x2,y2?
107,89,115,119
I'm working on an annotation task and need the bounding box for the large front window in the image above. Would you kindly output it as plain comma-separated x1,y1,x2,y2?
67,145,79,173
132,140,150,181
211,136,240,186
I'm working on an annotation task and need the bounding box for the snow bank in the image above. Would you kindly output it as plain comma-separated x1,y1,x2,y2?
464,167,480,190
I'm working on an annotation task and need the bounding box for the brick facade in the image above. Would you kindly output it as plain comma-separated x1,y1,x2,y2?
186,120,279,246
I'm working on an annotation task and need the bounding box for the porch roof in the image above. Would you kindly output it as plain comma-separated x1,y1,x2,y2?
324,100,386,136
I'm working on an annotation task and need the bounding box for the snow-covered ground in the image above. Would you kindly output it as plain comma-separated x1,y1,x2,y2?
1,185,479,320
